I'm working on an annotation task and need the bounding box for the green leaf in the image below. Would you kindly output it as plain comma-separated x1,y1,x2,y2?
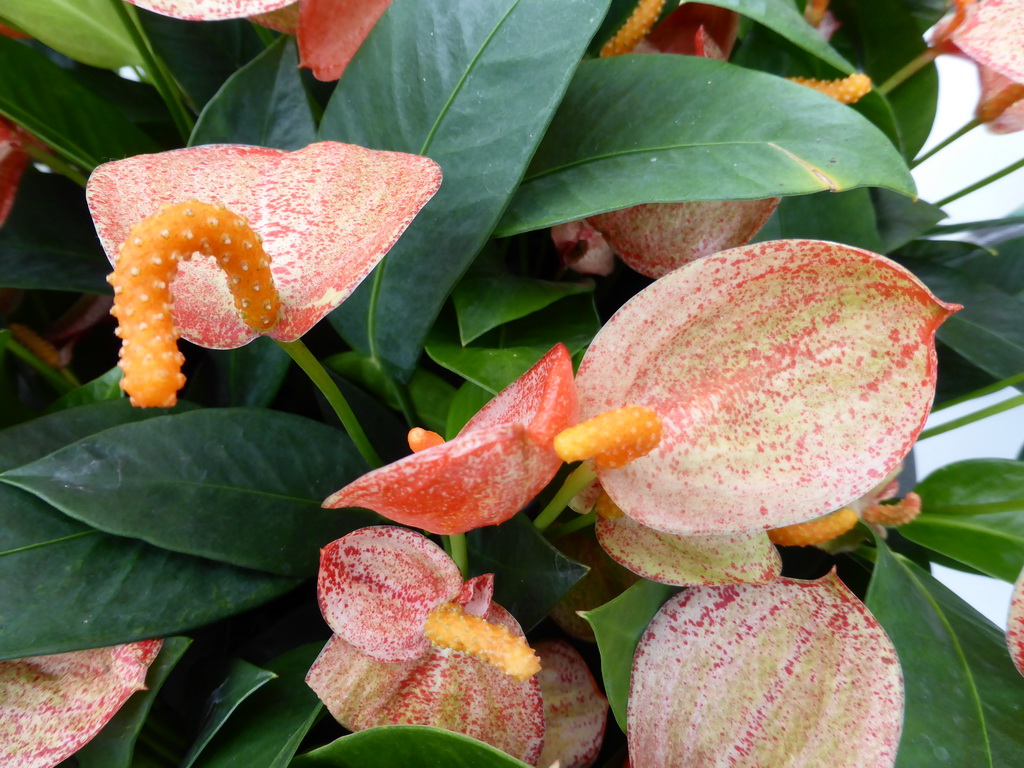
445,381,493,439
581,578,677,732
0,36,158,170
0,171,110,293
206,338,292,409
899,459,1024,582
867,543,1024,766
0,484,297,660
702,0,854,72
180,659,278,768
754,189,883,251
0,330,29,428
321,0,612,381
137,11,265,110
831,0,939,158
426,293,599,394
75,637,192,768
497,56,915,236
0,0,141,69
45,368,123,413
188,644,324,768
291,725,533,768
466,514,589,632
0,408,375,576
899,257,1024,382
936,236,1024,299
190,36,316,151
453,248,593,344
871,188,946,253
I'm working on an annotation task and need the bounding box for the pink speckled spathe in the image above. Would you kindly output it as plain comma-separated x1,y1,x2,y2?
323,344,578,534
575,239,958,536
0,640,162,768
125,0,294,21
536,640,607,768
87,142,441,349
628,572,903,768
1010,566,1024,677
952,0,1024,85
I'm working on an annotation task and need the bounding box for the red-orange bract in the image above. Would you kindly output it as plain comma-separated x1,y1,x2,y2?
0,118,30,228
323,343,578,535
86,142,441,350
1,640,162,768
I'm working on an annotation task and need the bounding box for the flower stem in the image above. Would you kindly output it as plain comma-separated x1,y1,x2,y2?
933,371,1024,413
935,156,1024,207
878,46,942,95
910,119,980,169
108,0,194,141
4,337,76,394
533,462,598,532
275,339,382,468
21,142,87,187
546,509,597,540
919,393,1024,440
444,534,469,578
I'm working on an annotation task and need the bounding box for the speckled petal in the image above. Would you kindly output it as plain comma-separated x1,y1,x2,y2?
952,0,1024,84
1,119,29,227
978,66,1024,133
306,604,545,764
317,527,463,663
1010,567,1024,677
297,0,393,81
0,640,162,768
323,344,578,535
536,641,607,768
576,239,958,535
596,515,781,586
125,0,294,21
628,572,903,767
587,199,780,279
87,142,441,349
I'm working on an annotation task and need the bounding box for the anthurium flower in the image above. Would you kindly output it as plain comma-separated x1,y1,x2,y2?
1010,566,1024,677
1,640,162,768
628,572,903,767
568,239,958,538
323,343,578,535
125,0,392,81
306,526,545,763
87,141,440,406
553,2,778,279
535,640,607,768
1,117,30,228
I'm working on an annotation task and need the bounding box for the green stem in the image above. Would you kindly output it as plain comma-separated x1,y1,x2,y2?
933,371,1024,413
928,214,1024,236
109,0,194,140
546,509,597,540
6,338,76,394
533,462,598,532
21,143,87,187
935,156,1024,208
910,119,980,169
445,534,468,578
276,339,382,468
878,46,942,95
919,393,1024,440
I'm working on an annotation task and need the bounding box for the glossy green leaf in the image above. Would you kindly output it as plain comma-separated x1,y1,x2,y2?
0,408,374,576
46,368,123,413
426,293,599,394
0,0,141,69
703,0,853,71
453,248,593,345
0,330,28,428
871,188,946,253
445,381,493,439
188,644,323,768
180,659,278,768
137,11,265,110
867,543,1024,766
498,56,915,236
0,171,110,293
899,459,1024,582
206,338,291,409
0,36,158,170
75,637,192,768
936,235,1024,299
0,484,297,660
831,0,939,158
466,514,589,632
900,257,1024,382
190,36,316,151
754,189,883,251
898,0,950,31
291,725,532,768
322,0,612,381
581,578,677,732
